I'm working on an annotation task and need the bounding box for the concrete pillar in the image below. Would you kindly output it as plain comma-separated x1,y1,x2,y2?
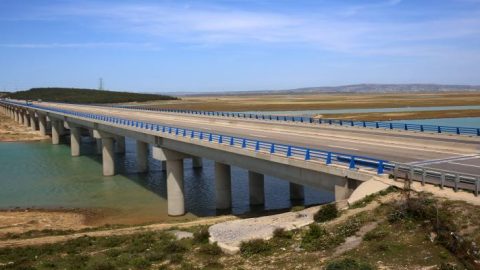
136,140,149,173
19,112,24,124
70,126,81,157
289,182,305,200
249,171,265,205
115,136,125,154
192,157,203,168
23,112,30,127
30,113,37,131
167,159,185,216
215,162,232,209
14,110,18,122
102,137,115,176
51,120,60,145
96,139,102,155
161,160,167,171
38,115,47,136
334,178,359,201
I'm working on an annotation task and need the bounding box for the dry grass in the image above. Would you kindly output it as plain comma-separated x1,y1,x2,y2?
131,92,480,112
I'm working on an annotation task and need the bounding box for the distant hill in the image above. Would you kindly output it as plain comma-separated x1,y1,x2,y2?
7,88,178,104
181,84,480,96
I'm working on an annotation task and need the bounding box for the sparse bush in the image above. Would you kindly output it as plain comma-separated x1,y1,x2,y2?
193,227,210,244
272,228,293,239
240,239,272,257
325,258,375,270
314,204,338,222
363,228,388,241
162,241,188,254
199,243,222,256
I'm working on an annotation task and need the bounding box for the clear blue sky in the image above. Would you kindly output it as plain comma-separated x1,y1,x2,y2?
1,0,479,92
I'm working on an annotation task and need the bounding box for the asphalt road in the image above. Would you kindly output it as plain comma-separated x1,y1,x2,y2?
42,102,480,176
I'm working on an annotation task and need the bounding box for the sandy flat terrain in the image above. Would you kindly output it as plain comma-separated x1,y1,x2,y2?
0,114,48,142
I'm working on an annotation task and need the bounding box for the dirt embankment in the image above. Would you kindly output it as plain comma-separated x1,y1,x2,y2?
0,114,48,142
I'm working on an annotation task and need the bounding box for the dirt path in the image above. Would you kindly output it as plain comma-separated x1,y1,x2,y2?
0,216,236,248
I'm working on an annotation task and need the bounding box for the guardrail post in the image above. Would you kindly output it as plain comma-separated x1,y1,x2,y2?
437,126,441,133
326,152,332,165
190,130,194,138
183,129,187,137
375,122,379,128
377,161,384,174
199,132,204,140
209,134,213,142
255,141,260,151
287,146,292,157
404,124,408,131
420,125,424,132
242,139,247,148
393,165,398,180
270,144,275,153
349,157,355,169
456,127,460,135
175,128,179,136
230,137,234,145
440,174,445,189
305,149,311,160
219,135,223,144
477,129,480,136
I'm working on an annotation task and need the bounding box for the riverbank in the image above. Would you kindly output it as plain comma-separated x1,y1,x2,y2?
0,114,48,142
0,190,477,269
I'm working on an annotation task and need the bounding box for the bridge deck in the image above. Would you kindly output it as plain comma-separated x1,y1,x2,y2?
41,102,479,175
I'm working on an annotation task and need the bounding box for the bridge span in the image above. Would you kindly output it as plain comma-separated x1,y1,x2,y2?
1,100,479,215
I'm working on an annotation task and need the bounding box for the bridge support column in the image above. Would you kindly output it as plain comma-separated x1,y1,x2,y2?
102,137,115,176
192,157,203,168
152,147,189,216
51,120,60,145
23,112,30,127
70,126,81,157
30,112,37,131
334,178,360,201
249,171,265,205
96,139,102,155
289,183,304,200
115,136,125,154
215,162,232,209
136,141,149,173
167,159,185,216
38,114,47,136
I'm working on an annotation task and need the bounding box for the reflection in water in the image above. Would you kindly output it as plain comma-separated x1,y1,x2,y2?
0,137,333,225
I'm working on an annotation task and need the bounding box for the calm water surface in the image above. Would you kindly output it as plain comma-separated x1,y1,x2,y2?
0,138,332,225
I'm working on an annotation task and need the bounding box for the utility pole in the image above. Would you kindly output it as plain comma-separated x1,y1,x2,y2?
99,78,104,90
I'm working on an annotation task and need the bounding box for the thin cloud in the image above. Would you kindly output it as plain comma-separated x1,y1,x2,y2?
0,42,157,49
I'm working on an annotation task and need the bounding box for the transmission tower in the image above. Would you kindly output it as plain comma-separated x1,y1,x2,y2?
99,78,104,90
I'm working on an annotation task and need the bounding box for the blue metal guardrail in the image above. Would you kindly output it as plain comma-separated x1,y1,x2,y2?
106,104,480,137
1,100,391,175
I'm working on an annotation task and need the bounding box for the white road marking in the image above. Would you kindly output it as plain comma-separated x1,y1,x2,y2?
409,155,480,166
249,134,269,138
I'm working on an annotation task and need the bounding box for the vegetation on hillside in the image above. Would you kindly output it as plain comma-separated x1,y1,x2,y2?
6,88,178,104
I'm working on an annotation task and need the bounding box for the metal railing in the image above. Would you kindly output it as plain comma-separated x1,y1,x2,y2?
393,163,479,196
1,100,390,175
105,104,480,137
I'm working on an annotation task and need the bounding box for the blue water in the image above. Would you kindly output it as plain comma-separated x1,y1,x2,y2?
0,138,332,225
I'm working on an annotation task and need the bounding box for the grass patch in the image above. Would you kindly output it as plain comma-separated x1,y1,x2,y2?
350,186,397,209
272,228,293,239
314,204,339,222
193,226,210,244
325,258,375,270
240,239,273,257
198,243,222,256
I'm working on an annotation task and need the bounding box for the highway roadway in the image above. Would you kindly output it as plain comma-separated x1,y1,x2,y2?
41,102,480,176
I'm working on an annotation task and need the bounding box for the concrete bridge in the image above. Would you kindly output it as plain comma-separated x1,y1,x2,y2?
1,100,479,215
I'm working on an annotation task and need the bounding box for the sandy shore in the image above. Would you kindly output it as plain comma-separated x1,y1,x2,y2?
0,114,49,142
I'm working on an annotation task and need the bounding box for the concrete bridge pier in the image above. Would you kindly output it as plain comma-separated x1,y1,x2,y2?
215,162,232,209
115,136,125,154
192,157,203,169
29,112,37,131
38,114,47,136
136,141,149,173
93,130,116,176
249,171,265,205
334,178,361,201
152,147,189,216
289,183,305,200
19,111,25,125
69,125,81,157
23,111,30,127
51,120,60,145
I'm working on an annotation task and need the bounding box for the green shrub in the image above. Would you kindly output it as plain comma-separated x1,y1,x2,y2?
300,224,328,251
314,204,338,222
162,241,188,254
325,258,375,270
272,228,293,239
240,239,272,257
363,228,388,241
193,227,210,244
199,243,222,256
